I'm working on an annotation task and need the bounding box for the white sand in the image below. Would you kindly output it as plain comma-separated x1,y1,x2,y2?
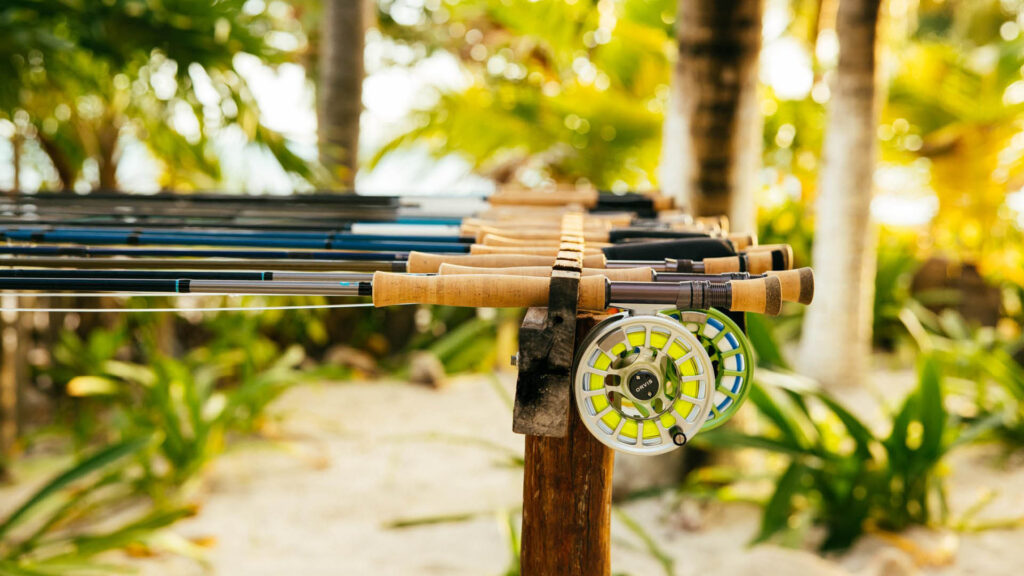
6,372,1024,575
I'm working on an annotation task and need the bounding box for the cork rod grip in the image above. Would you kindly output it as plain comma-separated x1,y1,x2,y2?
437,264,654,282
746,243,794,270
469,245,604,256
405,252,607,273
703,256,742,275
476,226,611,243
727,233,758,250
480,234,613,248
729,277,783,315
488,189,599,207
371,272,608,310
746,249,790,275
767,268,815,305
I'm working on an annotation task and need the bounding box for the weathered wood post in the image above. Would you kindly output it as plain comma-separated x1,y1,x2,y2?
513,214,613,574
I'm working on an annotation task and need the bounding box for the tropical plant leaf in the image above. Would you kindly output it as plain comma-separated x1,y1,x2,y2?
0,438,149,540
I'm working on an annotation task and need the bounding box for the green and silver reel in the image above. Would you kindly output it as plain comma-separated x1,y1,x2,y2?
573,313,717,455
661,308,754,431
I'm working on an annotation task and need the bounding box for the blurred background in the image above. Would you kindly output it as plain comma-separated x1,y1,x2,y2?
1,0,1024,574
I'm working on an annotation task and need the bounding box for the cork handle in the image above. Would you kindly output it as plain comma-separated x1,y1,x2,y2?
476,226,610,243
746,243,794,269
469,245,604,256
746,249,790,275
481,233,612,249
703,256,742,275
729,277,783,315
696,215,728,233
767,268,814,305
437,264,654,282
372,272,608,310
650,194,675,212
728,233,758,250
406,251,606,273
488,189,599,207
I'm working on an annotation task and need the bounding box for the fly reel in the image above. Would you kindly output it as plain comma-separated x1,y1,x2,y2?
661,308,754,431
573,313,716,455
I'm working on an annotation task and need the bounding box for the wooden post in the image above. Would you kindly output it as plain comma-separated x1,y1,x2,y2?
520,314,614,575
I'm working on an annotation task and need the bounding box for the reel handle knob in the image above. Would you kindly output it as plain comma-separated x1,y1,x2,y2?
405,252,607,273
767,268,814,305
372,272,608,310
437,263,654,282
729,277,783,315
669,426,688,446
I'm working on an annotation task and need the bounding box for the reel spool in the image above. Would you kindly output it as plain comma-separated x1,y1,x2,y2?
661,308,754,431
573,313,716,455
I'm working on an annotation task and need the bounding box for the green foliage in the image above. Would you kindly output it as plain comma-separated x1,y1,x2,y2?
0,438,196,575
873,235,922,350
901,305,1024,446
3,307,306,570
374,0,671,188
0,0,317,189
700,355,972,550
54,321,303,486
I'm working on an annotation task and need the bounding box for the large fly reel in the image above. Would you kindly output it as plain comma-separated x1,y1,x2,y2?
573,309,755,455
573,313,716,455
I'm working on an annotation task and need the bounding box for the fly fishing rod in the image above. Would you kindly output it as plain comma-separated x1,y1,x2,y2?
4,188,675,218
0,226,472,244
0,246,793,275
0,224,745,252
4,191,740,245
0,272,784,315
434,264,815,306
0,215,742,249
0,267,814,306
0,229,473,253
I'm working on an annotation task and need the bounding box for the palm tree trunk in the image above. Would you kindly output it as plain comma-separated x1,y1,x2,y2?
660,0,764,233
11,132,21,194
318,0,368,190
798,0,883,387
97,122,119,190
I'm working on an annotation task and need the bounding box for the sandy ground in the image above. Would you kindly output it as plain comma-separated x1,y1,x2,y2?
7,372,1024,575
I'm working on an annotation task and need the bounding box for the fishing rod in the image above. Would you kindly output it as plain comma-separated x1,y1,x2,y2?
4,191,734,243
0,229,473,253
0,245,794,275
0,245,411,262
435,264,814,305
0,224,753,257
0,272,785,315
0,226,472,244
3,188,675,217
0,267,814,306
0,269,373,282
0,215,467,234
